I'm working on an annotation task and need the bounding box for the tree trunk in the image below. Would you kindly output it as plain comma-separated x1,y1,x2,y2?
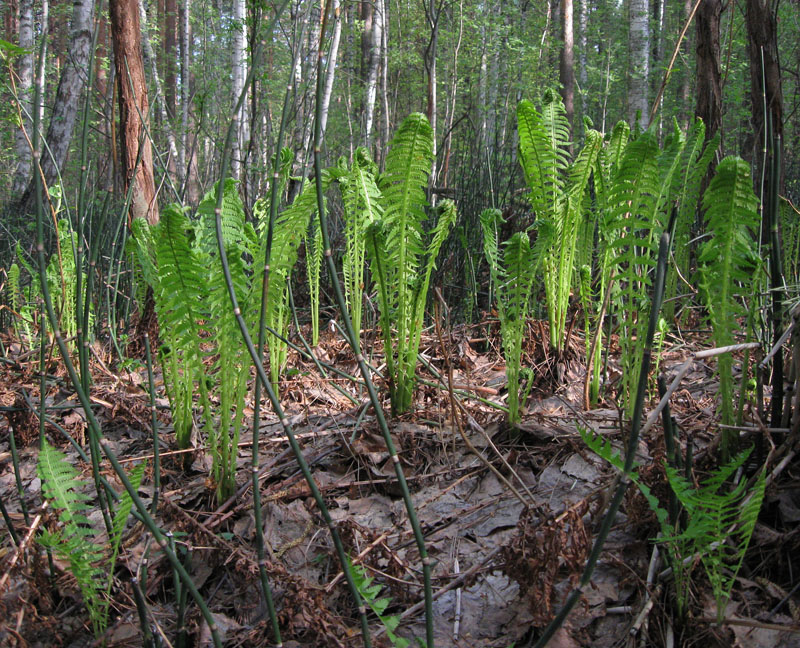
362,0,382,148
4,0,18,40
16,0,87,215
578,0,588,120
424,0,439,187
110,0,159,224
695,0,722,145
138,0,182,182
559,0,574,132
231,0,247,179
164,0,177,120
628,0,649,130
745,0,784,190
12,0,33,193
319,0,342,137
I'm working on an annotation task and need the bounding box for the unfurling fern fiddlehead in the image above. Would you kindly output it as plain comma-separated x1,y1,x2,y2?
481,209,535,423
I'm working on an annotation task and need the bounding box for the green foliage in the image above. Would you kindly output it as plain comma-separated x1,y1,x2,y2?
132,206,211,450
6,261,36,346
37,440,144,638
337,147,383,339
132,171,312,501
259,172,323,383
663,119,718,320
517,93,602,352
481,209,535,423
666,451,765,621
699,157,760,427
582,429,766,622
366,113,457,415
349,560,410,648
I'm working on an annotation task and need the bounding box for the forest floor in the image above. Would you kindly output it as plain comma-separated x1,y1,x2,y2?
0,316,799,647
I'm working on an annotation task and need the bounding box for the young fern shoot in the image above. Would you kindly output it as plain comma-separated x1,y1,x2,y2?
699,157,760,445
367,112,457,414
481,209,536,423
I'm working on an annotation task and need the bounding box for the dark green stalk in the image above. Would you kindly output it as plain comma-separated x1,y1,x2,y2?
767,131,784,427
534,232,671,648
75,25,99,395
31,52,222,648
130,576,154,648
310,4,434,645
144,333,160,514
657,375,680,527
8,427,30,527
249,6,300,644
211,3,375,646
0,494,20,547
176,545,190,648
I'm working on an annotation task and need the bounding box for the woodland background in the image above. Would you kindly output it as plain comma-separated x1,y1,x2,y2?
1,0,800,647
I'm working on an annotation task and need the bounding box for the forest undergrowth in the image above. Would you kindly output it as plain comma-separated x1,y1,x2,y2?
1,301,799,647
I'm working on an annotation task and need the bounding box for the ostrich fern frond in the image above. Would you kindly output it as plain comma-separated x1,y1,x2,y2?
367,113,455,414
699,157,760,427
37,440,106,637
340,147,383,338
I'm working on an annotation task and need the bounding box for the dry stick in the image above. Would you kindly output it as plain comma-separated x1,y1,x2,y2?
0,502,47,594
432,290,534,509
648,0,703,127
638,342,762,438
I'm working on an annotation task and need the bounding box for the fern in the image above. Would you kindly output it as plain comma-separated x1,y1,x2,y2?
517,93,601,352
150,204,212,449
38,441,145,637
37,440,107,637
367,113,456,414
583,428,766,622
480,214,536,423
603,130,662,416
258,176,319,387
663,119,718,320
349,560,411,648
339,147,384,338
6,262,36,347
666,450,765,622
699,157,760,427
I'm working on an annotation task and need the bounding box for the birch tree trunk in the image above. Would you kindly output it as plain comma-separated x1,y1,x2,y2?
110,0,160,224
231,0,247,179
12,0,33,193
362,0,382,148
559,0,574,131
17,0,89,215
578,0,588,119
424,0,439,188
164,0,177,120
319,0,342,137
628,0,649,130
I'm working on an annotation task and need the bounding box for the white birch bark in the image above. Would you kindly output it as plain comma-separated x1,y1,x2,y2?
231,0,247,179
12,0,33,193
319,0,341,136
628,0,650,130
18,0,90,211
363,0,382,148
